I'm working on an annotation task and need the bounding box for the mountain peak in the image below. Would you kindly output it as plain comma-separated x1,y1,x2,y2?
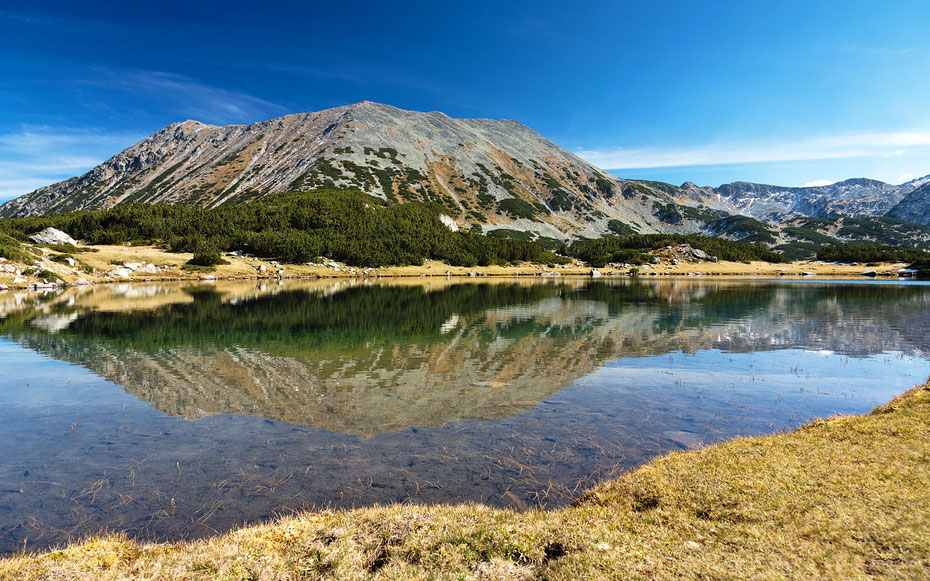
0,102,685,239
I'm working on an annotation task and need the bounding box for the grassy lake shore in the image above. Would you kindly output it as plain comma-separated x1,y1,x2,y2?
1,380,928,579
0,243,918,290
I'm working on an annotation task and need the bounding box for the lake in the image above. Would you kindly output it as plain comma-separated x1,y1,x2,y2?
1,277,929,553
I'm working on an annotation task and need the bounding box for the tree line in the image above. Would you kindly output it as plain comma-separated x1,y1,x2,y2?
1,190,567,268
567,234,788,267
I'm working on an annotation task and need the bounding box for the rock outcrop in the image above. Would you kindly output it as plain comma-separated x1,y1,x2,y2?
27,227,77,246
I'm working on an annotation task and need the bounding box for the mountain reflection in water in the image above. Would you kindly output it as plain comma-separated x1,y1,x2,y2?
0,277,928,553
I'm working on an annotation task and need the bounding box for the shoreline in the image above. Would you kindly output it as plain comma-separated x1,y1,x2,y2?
0,243,920,291
1,381,928,578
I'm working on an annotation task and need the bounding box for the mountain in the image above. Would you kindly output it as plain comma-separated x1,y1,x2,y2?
4,100,930,248
714,175,930,223
887,180,930,224
0,102,727,240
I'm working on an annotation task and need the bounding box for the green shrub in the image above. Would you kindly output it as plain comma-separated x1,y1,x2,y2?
498,197,538,220
37,269,61,282
569,234,787,266
0,190,567,268
607,219,636,235
816,244,930,264
187,247,228,267
0,232,33,263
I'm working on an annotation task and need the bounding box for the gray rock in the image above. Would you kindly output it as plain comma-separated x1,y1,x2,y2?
650,256,661,264
690,248,711,261
590,269,601,277
109,268,133,278
28,227,77,246
861,270,878,277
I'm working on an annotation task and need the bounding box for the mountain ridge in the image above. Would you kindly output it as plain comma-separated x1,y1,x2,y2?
2,101,930,245
0,102,724,239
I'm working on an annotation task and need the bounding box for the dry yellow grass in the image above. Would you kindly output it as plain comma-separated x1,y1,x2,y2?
0,241,911,290
2,381,928,579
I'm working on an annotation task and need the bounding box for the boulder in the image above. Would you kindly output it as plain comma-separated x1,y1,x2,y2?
690,248,711,261
650,256,661,264
861,270,878,277
28,228,77,247
109,268,133,278
590,269,601,277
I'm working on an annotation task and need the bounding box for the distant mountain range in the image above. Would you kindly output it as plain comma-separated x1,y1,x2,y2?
714,176,930,224
2,101,929,253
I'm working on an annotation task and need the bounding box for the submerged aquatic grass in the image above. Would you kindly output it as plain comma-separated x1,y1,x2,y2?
3,381,929,579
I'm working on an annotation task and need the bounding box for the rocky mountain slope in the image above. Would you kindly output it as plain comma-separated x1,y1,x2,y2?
0,102,728,240
715,175,930,224
3,100,929,247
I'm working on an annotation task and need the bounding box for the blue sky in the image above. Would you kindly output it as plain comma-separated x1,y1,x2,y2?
1,1,929,202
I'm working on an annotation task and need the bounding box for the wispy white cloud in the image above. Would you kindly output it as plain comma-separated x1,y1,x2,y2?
84,68,286,124
800,179,834,187
578,131,930,170
839,43,916,57
0,127,144,201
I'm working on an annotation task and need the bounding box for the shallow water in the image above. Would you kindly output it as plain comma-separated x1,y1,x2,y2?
0,277,928,553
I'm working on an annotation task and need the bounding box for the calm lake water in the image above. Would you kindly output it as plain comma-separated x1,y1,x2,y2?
1,277,929,553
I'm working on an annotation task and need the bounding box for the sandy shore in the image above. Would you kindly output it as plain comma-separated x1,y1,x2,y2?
0,243,918,290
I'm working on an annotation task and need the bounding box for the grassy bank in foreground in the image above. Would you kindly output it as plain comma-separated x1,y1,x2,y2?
2,384,929,579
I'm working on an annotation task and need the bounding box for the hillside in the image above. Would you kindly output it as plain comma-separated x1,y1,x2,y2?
714,175,930,224
4,101,930,252
0,102,727,240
